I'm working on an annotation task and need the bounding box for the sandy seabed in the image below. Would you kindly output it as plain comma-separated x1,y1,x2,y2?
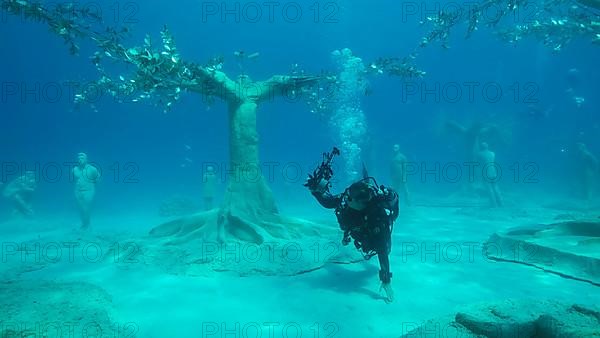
1,193,599,338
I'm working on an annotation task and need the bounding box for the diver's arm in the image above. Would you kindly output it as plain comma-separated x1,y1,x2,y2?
380,187,399,222
375,215,393,284
306,173,341,209
311,190,342,209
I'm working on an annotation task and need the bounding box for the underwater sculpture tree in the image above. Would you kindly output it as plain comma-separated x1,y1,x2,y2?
2,0,423,244
420,0,600,51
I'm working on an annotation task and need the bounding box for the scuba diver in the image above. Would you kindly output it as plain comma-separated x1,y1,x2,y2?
305,147,399,303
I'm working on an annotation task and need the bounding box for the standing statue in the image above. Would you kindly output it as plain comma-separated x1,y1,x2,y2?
73,153,100,229
474,141,503,208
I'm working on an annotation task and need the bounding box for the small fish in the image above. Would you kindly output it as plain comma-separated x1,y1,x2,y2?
184,145,192,151
524,104,551,120
184,157,193,163
247,52,260,59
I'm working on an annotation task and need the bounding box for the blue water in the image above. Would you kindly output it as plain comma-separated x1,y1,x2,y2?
1,1,599,210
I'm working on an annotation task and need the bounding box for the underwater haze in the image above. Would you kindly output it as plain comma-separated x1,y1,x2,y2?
1,0,600,337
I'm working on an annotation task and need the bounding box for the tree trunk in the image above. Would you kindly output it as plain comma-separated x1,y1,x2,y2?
216,100,284,244
150,75,325,245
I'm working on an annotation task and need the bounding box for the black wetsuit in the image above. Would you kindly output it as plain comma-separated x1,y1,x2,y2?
311,186,399,283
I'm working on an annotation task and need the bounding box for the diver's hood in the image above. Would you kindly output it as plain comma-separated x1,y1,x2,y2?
348,181,372,202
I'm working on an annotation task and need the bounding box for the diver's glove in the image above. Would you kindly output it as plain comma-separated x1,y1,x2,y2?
304,170,328,193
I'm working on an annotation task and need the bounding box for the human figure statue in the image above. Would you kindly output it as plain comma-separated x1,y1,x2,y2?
575,142,599,201
3,171,37,217
445,120,495,162
202,165,218,211
390,144,411,206
73,152,100,229
445,120,503,193
474,141,503,207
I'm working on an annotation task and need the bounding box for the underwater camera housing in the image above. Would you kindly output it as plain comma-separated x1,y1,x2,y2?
305,147,341,192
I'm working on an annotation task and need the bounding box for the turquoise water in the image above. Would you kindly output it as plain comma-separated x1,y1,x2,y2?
1,1,600,337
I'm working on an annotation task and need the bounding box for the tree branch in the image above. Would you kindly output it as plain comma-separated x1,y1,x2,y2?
187,67,239,102
256,75,323,103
